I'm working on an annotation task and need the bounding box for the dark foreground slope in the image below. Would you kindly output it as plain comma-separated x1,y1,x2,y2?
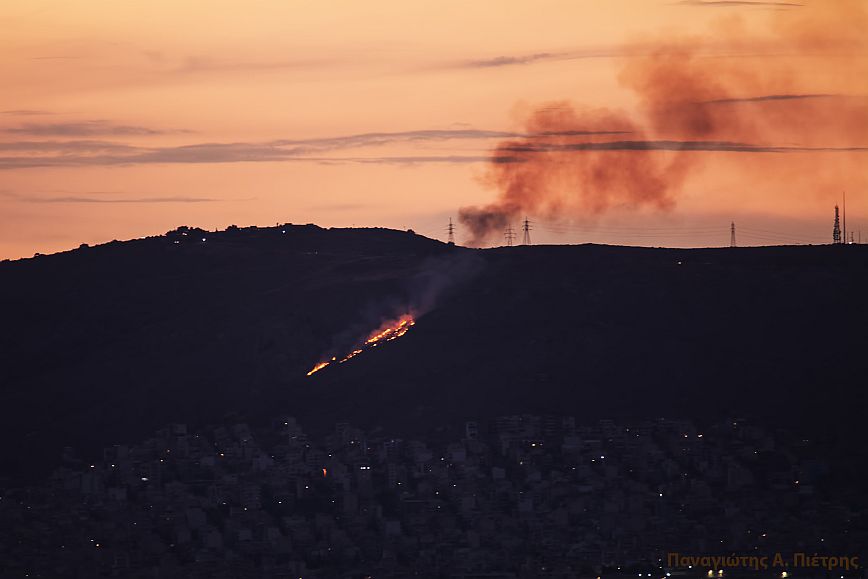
1,225,866,481
0,225,450,481
304,243,868,437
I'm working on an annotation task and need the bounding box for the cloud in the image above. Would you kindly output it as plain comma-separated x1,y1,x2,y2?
271,128,629,149
0,191,219,204
702,93,848,105
465,52,562,68
499,139,868,154
34,196,217,204
446,38,796,72
1,128,863,171
317,155,518,165
676,1,803,7
273,129,524,148
0,140,141,153
0,128,615,169
450,47,628,70
1,110,52,116
4,120,184,137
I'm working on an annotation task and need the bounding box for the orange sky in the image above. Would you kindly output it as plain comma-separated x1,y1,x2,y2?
1,0,866,258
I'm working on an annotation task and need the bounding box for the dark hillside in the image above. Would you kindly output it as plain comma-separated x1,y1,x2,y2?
1,226,866,482
0,225,451,481
302,244,868,434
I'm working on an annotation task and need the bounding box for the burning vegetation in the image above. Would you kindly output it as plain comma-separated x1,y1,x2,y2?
306,314,416,377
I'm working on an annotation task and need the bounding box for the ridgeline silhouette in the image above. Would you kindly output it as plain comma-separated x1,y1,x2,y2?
1,224,866,482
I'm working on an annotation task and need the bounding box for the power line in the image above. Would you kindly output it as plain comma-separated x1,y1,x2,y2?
738,229,827,244
537,223,726,233
738,226,826,239
539,227,727,239
738,234,810,245
544,221,826,241
538,227,726,238
535,219,833,247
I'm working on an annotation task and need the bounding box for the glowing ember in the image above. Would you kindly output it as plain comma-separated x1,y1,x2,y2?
306,314,416,377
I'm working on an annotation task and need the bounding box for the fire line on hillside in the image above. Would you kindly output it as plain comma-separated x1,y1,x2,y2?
306,314,416,377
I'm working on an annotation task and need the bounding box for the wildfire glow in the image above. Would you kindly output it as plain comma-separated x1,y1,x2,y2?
306,314,416,377
363,315,415,346
306,360,332,376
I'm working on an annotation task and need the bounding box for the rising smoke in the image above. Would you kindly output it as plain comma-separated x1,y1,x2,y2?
459,0,868,245
315,251,484,364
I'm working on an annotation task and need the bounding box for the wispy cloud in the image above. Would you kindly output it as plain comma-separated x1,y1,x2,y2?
273,129,523,148
701,93,848,104
318,155,515,165
0,140,142,153
0,128,619,169
465,52,564,68
4,120,185,137
675,0,803,7
30,195,218,204
271,128,629,149
499,140,868,154
1,129,863,171
449,47,629,70
1,110,53,116
446,38,794,71
0,191,219,204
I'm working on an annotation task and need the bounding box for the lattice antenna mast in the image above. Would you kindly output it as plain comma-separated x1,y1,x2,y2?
833,205,842,244
522,217,532,245
730,221,736,248
447,218,455,245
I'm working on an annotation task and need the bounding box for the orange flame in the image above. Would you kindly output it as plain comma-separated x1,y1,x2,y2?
364,314,415,346
305,314,415,377
306,360,331,376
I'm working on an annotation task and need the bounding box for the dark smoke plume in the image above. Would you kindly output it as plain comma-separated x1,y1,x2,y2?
460,0,868,245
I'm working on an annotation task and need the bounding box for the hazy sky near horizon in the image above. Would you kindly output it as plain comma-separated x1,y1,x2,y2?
1,0,866,258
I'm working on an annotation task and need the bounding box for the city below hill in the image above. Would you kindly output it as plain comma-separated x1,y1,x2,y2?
1,224,866,483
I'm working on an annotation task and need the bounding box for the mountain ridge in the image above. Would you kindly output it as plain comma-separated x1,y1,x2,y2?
1,224,866,483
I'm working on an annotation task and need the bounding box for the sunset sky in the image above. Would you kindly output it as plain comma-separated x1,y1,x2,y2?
1,0,866,258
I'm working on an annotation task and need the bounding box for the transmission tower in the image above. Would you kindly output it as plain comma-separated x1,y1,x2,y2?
504,225,516,247
521,217,532,245
833,205,842,244
446,218,455,245
730,221,736,248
